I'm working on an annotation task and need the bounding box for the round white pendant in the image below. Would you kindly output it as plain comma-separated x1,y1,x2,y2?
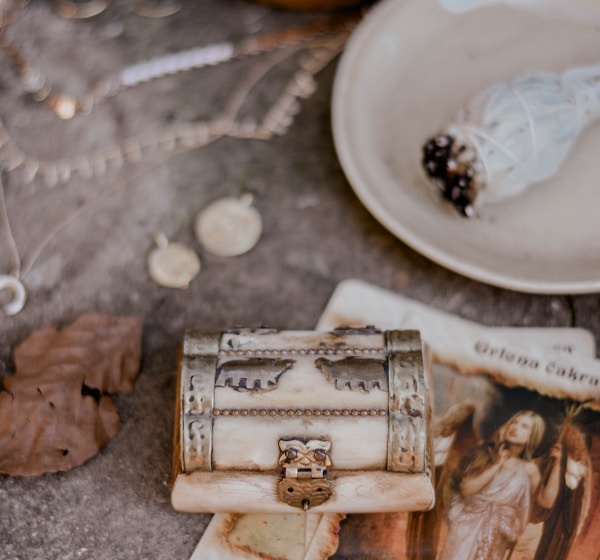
147,241,201,289
195,195,262,257
0,275,27,316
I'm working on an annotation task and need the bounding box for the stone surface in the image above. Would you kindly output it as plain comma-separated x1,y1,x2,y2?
0,0,599,559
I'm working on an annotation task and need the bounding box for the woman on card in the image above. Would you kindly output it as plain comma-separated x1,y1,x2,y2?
438,410,562,560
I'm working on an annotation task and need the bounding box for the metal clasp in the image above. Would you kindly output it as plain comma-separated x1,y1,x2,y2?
277,438,332,511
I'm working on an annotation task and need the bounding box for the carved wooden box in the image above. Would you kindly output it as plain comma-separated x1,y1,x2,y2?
171,327,434,513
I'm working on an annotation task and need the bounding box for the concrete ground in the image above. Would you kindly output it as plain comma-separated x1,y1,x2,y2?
1,1,599,558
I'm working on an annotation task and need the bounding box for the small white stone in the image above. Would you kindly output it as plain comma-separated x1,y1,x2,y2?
147,241,201,289
195,196,262,257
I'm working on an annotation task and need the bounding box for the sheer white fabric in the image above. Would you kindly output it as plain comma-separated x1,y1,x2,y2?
439,460,531,560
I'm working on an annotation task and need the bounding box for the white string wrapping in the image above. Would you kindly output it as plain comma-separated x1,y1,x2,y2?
425,64,600,212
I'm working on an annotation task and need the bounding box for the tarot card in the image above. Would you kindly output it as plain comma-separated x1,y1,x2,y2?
319,279,600,560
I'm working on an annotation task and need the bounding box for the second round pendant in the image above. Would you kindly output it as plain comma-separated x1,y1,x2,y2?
195,195,262,257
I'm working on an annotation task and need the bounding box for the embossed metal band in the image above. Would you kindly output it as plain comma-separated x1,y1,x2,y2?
181,330,221,473
386,330,428,473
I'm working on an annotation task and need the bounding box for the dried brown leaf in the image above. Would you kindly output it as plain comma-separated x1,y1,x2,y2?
0,313,142,476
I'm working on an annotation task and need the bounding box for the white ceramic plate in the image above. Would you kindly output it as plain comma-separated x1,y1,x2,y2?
332,0,600,293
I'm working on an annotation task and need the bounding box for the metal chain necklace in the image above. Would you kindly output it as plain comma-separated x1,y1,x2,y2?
0,1,356,120
0,26,350,316
0,173,26,315
0,30,349,186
